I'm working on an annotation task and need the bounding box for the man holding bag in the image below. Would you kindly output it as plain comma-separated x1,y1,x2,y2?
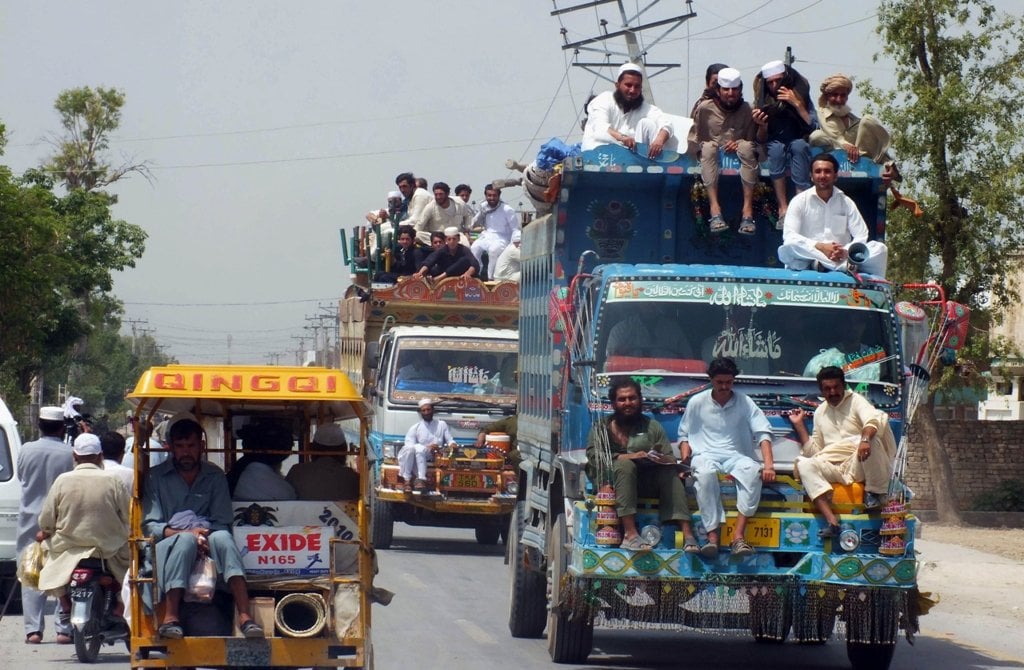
142,413,264,639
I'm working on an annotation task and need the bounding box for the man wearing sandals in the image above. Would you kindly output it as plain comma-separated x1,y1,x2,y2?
586,378,698,552
143,413,264,639
786,366,898,538
398,398,456,493
678,357,775,558
690,67,767,236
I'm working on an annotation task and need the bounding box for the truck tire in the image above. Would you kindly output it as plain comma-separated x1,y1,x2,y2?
846,641,895,670
475,525,500,545
370,489,394,550
547,513,593,663
507,501,546,638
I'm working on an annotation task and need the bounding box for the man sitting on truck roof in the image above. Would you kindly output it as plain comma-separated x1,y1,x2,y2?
470,184,519,280
786,366,897,538
586,378,698,552
415,226,480,281
395,171,432,223
143,413,264,640
678,357,776,559
777,152,888,276
810,73,899,184
407,181,474,247
373,225,423,284
581,62,677,160
690,67,767,235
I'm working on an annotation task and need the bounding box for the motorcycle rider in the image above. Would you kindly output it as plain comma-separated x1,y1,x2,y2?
36,433,131,626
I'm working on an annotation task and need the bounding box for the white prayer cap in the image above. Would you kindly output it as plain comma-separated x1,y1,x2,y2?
511,230,522,243
39,406,64,422
387,190,402,200
443,226,460,238
617,62,643,79
761,60,786,78
717,67,742,89
418,398,434,409
72,433,102,456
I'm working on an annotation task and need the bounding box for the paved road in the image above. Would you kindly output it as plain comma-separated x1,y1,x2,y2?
2,525,1022,669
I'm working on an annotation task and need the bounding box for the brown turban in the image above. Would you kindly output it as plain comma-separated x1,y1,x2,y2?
818,74,854,107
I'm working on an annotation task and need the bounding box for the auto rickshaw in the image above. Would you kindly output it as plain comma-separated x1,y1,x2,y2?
125,365,374,669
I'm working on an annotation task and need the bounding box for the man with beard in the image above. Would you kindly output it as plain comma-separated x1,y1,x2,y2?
408,181,474,246
142,413,264,639
786,366,897,537
752,60,817,227
398,398,456,493
581,62,676,159
470,184,519,279
586,378,697,552
777,153,888,276
690,67,767,235
810,73,898,184
690,62,729,117
678,358,775,559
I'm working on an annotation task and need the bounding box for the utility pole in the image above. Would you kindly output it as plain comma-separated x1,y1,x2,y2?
552,0,696,104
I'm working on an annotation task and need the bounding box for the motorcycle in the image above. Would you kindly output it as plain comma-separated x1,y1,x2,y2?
68,558,129,663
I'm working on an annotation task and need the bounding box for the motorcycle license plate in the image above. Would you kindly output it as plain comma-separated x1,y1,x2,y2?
70,587,91,600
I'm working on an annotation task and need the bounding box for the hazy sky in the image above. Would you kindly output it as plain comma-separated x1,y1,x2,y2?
1,1,895,365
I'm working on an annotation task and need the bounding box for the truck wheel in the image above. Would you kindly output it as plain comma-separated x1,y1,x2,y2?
547,513,593,663
847,641,895,670
475,525,500,545
507,501,546,638
370,489,394,550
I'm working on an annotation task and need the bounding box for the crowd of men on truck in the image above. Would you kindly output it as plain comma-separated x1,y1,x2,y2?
11,53,903,648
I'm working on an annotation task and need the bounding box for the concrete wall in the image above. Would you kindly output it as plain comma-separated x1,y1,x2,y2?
906,420,1024,511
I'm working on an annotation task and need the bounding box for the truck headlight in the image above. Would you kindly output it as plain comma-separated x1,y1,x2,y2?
839,529,861,552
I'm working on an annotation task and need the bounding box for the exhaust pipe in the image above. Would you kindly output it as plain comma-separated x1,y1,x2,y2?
274,592,328,638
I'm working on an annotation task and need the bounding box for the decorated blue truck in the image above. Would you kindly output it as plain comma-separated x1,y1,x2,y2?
507,144,961,669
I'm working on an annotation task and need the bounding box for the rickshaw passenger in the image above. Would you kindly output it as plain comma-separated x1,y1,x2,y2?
142,413,265,640
286,424,359,500
228,419,297,501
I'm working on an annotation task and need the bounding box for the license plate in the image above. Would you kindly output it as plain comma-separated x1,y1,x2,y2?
721,517,780,548
453,473,483,488
70,588,90,599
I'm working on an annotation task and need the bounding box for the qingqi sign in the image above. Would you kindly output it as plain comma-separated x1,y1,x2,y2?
152,371,340,394
234,525,332,575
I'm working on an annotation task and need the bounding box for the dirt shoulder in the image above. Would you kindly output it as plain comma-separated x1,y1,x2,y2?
920,523,1024,562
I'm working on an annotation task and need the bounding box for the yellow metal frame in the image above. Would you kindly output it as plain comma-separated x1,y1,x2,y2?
126,365,374,669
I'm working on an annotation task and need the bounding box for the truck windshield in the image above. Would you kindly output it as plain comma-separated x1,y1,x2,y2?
390,337,518,405
593,279,901,407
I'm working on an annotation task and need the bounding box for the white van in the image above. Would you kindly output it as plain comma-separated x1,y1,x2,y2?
0,398,23,609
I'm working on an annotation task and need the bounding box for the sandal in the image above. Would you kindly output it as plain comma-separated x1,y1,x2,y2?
240,619,265,639
683,536,701,554
708,214,728,234
738,217,756,236
699,542,719,559
619,535,652,551
158,620,185,639
730,539,755,557
413,478,429,493
25,632,42,644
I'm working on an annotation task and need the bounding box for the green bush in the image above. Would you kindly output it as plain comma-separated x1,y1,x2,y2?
972,479,1024,512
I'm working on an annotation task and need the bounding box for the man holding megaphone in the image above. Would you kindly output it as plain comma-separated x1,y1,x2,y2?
777,152,888,276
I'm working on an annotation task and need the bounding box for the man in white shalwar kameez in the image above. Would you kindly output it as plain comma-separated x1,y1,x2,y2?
470,185,519,279
398,398,456,493
582,62,677,158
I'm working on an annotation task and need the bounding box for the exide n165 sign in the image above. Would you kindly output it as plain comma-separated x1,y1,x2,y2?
233,526,332,575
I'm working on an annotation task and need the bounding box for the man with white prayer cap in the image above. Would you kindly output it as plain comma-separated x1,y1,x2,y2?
36,432,131,629
690,66,768,236
582,62,678,159
17,406,75,644
397,398,456,493
414,225,480,281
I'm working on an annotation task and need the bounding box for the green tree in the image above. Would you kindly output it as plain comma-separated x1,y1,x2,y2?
861,0,1024,522
46,86,150,191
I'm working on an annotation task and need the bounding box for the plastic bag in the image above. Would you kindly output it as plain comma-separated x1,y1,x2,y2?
184,555,216,604
17,541,47,590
